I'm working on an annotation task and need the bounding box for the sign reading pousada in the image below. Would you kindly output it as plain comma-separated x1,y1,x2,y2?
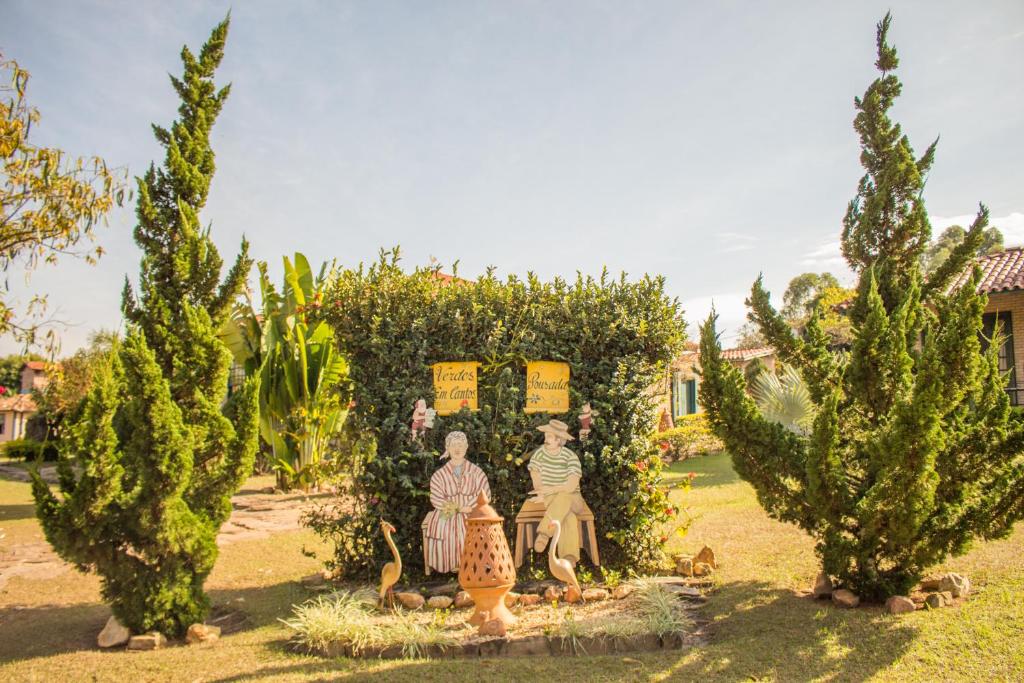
525,361,570,414
432,362,480,415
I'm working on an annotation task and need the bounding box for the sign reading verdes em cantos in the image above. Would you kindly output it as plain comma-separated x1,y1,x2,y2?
525,361,570,414
432,362,480,415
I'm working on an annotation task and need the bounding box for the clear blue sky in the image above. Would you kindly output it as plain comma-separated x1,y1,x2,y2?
3,0,1022,354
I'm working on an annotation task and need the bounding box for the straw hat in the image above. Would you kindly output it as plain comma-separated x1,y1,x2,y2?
537,419,574,442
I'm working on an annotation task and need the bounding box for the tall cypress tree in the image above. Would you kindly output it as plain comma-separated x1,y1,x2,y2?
32,17,259,636
698,14,1024,600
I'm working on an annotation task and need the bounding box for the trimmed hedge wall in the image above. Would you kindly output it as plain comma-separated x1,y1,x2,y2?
309,251,687,580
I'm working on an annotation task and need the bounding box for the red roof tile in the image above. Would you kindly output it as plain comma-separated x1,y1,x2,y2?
0,394,37,413
22,361,47,371
721,346,775,362
949,248,1024,294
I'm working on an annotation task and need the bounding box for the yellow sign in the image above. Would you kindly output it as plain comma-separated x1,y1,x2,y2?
432,362,480,415
525,361,570,414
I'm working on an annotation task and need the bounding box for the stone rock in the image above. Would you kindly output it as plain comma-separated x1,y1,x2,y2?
675,557,694,577
582,588,609,601
97,615,130,648
812,572,834,599
939,591,954,604
565,586,583,603
127,633,166,651
396,592,425,610
919,575,943,591
938,573,970,599
479,618,507,637
503,635,550,656
693,562,712,577
427,595,453,610
925,593,947,609
301,571,327,587
453,591,474,609
185,623,221,644
425,581,459,597
832,589,860,608
543,586,563,602
611,584,635,600
693,545,717,570
885,596,916,615
519,593,543,607
504,591,521,607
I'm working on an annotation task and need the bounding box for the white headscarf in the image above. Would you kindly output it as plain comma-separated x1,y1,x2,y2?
440,430,468,460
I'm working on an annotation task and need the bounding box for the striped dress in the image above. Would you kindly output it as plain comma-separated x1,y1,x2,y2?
423,460,491,574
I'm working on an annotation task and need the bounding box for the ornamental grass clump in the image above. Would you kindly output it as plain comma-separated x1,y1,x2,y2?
632,580,693,637
699,14,1024,601
31,18,259,636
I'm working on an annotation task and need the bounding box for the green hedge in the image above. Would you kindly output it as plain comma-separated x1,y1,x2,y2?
307,251,687,580
652,414,723,461
2,438,58,461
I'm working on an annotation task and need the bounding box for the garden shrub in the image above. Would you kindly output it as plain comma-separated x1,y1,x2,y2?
2,438,57,461
306,251,687,580
652,414,722,461
699,15,1024,600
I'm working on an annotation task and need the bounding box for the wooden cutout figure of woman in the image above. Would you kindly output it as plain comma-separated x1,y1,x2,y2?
422,431,491,574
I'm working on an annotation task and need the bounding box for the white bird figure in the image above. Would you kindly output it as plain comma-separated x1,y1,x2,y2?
548,519,583,602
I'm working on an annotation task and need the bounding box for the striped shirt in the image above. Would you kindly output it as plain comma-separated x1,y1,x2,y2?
528,446,582,488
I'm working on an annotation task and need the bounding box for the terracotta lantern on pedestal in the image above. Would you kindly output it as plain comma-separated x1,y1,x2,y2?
458,492,517,629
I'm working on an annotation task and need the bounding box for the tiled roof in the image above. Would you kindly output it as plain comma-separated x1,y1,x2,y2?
0,393,37,413
949,248,1024,294
721,346,775,362
22,361,47,371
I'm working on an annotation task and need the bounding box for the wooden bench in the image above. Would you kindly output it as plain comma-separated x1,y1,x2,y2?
513,499,600,568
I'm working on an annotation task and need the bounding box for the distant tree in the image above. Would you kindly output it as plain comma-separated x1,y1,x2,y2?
781,272,840,322
734,321,767,349
32,18,259,637
1,53,128,352
699,14,1024,601
811,285,857,347
921,224,1004,275
34,330,118,436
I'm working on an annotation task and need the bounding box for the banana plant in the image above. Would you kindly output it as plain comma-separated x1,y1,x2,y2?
221,253,349,489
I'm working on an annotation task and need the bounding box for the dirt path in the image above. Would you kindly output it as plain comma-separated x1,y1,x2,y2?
0,472,332,589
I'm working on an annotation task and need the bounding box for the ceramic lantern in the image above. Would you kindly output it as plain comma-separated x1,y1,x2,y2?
458,492,517,629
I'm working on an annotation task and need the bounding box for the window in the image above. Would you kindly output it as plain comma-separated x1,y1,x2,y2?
672,375,700,417
981,311,1018,406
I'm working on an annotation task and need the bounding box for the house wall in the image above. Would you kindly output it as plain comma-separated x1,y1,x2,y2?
984,291,1024,391
20,366,48,393
0,411,26,443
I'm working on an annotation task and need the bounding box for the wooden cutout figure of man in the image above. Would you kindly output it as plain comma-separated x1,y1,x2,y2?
528,419,586,564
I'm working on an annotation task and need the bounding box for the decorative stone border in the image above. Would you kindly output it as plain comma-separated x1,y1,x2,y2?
316,631,695,659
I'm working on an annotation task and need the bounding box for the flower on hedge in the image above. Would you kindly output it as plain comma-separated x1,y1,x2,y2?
658,441,669,451
634,460,648,472
687,472,696,480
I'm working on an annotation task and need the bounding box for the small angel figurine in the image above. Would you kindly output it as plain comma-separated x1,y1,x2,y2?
411,399,437,440
578,402,597,441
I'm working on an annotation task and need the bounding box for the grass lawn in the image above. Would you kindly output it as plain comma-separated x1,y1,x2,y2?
1,454,1022,681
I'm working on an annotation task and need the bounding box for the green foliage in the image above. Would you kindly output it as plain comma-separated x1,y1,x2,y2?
652,414,722,461
922,224,1004,275
34,330,118,439
222,254,350,489
699,14,1024,601
1,54,129,352
782,272,841,322
752,365,816,435
31,18,259,637
2,437,56,461
306,250,686,580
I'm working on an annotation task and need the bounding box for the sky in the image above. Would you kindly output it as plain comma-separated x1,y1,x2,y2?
2,0,1023,356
